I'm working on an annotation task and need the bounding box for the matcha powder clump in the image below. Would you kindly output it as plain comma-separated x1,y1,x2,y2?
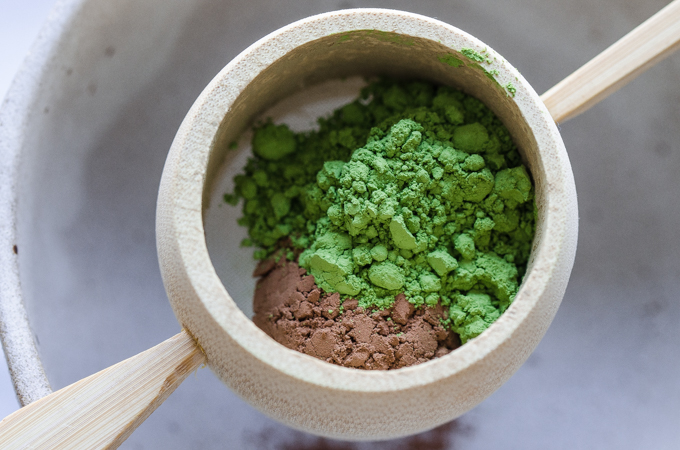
226,80,535,343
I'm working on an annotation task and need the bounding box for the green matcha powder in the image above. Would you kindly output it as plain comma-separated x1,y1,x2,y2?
225,80,535,343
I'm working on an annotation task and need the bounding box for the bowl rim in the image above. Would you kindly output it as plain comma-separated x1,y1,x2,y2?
157,7,578,393
0,0,85,406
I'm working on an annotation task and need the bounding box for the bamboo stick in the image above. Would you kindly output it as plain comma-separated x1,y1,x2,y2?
0,330,204,450
541,0,680,122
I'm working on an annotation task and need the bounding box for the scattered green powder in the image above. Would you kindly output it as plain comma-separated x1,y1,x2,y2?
225,79,535,343
461,47,491,64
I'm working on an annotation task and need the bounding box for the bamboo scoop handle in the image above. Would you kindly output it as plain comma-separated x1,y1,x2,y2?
541,0,680,123
0,330,204,449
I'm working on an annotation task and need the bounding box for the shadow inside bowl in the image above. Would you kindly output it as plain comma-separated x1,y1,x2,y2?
204,77,370,318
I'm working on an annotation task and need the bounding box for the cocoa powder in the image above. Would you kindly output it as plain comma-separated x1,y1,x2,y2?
253,258,460,370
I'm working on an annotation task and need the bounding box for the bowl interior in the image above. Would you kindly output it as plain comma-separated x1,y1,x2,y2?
204,76,369,317
202,30,547,318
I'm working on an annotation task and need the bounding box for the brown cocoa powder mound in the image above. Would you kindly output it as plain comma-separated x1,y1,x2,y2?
252,259,461,370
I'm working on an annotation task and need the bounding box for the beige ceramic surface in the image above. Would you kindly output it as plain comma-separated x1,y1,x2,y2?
157,9,577,439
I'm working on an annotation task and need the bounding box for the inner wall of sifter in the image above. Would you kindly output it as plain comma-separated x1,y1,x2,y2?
202,31,544,318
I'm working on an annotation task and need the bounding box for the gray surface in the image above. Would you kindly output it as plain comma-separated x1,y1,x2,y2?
8,0,680,448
